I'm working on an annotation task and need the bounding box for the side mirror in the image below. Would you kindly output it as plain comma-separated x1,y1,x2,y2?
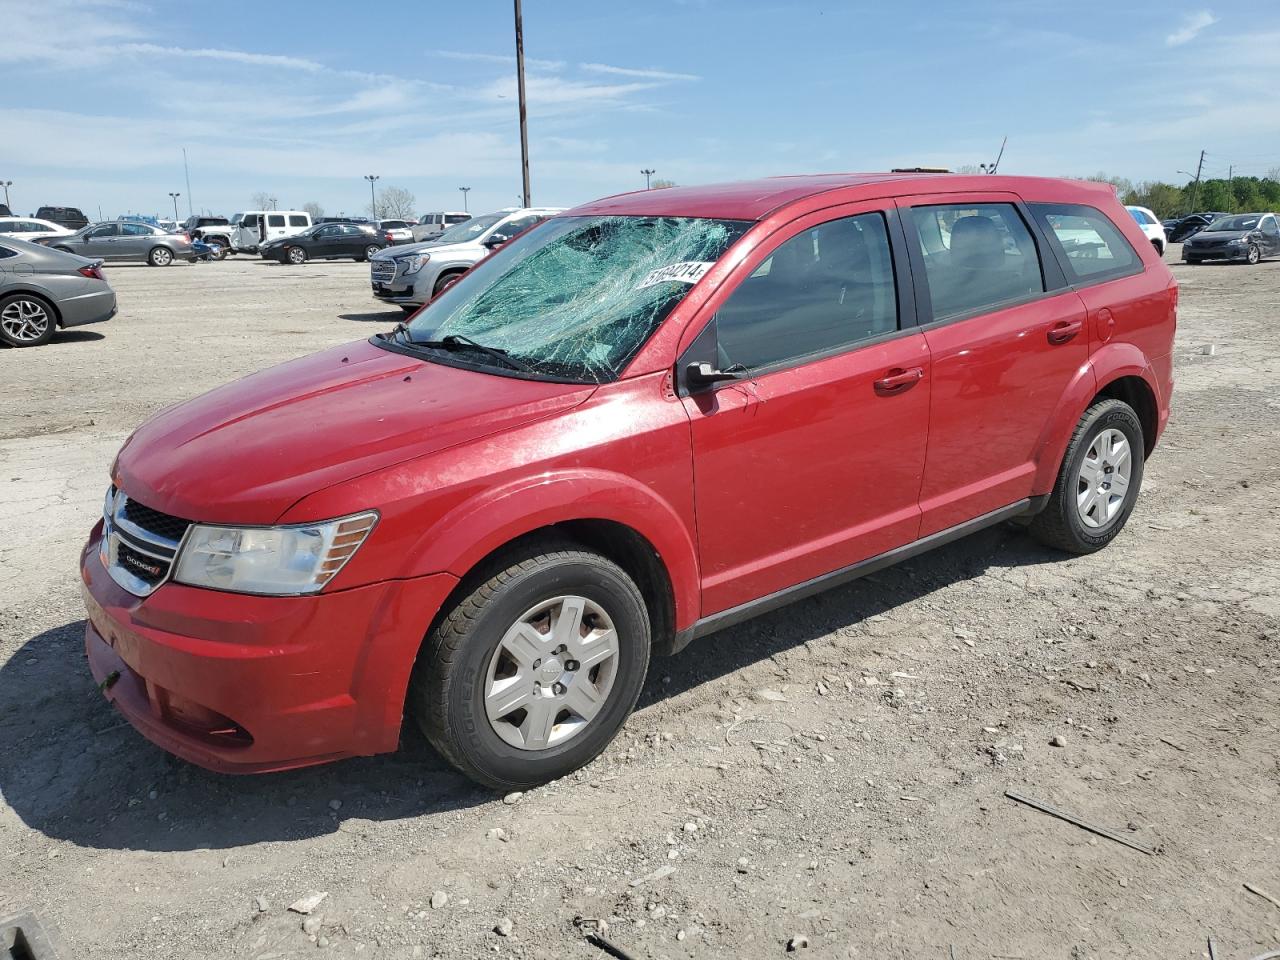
684,361,742,390
482,235,509,250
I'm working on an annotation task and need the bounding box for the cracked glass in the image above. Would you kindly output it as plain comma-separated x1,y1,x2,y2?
404,215,750,382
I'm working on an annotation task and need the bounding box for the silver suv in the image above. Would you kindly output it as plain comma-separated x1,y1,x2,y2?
370,208,562,311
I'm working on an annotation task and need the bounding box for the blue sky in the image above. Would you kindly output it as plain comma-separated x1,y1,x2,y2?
3,0,1277,220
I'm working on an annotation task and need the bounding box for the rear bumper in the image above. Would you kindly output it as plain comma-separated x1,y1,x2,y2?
59,288,117,327
80,529,458,773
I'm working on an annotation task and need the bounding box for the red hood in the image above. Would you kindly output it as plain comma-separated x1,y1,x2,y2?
114,339,595,524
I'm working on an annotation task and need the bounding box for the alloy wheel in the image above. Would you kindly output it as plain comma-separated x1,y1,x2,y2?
151,247,173,266
1,298,51,343
365,245,380,259
1247,244,1260,265
1076,428,1132,529
483,595,620,751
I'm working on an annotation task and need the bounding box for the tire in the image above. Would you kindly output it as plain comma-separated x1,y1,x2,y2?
148,246,174,267
1151,239,1164,256
433,271,464,297
208,241,228,261
1184,257,1201,265
286,246,307,265
410,541,651,791
399,304,418,314
359,244,382,261
1028,399,1145,554
0,292,57,347
1246,243,1261,265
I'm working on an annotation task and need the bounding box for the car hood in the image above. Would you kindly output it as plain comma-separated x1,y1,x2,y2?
372,238,479,260
1188,230,1250,241
113,338,596,525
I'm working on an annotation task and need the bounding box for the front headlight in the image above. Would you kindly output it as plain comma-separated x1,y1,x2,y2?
173,512,377,595
1227,238,1245,246
398,252,431,276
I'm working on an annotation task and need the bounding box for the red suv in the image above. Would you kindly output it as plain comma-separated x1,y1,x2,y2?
81,174,1175,789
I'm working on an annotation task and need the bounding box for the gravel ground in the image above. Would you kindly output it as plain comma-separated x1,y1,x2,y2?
1,250,1278,959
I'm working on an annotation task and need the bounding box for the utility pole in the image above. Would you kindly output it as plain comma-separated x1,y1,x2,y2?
168,192,181,221
641,168,655,190
364,175,380,219
459,186,470,212
1188,150,1205,213
514,0,531,207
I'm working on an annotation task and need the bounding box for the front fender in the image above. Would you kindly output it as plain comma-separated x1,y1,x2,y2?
403,468,701,630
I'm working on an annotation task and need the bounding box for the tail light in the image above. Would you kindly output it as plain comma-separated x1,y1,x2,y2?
385,232,394,242
78,264,104,280
182,232,191,243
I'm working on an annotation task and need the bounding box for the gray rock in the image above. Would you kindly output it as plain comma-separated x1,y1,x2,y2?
255,896,270,913
430,890,448,910
1050,735,1066,747
787,934,810,951
494,917,514,937
288,892,328,915
502,792,523,805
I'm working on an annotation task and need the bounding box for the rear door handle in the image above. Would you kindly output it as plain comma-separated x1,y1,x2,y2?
1047,319,1083,344
874,366,924,395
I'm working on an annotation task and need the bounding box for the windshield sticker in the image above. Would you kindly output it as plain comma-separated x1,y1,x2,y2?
636,261,714,289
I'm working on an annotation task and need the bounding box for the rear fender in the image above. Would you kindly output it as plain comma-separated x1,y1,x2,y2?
404,469,701,630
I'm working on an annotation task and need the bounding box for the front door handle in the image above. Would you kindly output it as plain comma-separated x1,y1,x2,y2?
1047,319,1083,344
874,366,924,395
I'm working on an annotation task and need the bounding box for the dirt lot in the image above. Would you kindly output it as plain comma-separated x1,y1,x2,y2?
1,250,1278,960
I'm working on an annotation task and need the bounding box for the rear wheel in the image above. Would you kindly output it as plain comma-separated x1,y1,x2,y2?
0,293,56,347
286,246,307,265
1028,399,1144,554
410,542,651,791
147,246,174,267
1151,239,1164,256
357,244,381,262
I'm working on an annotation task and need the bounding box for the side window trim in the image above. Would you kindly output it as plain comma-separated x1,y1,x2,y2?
676,204,919,394
896,196,1065,329
1028,202,1144,290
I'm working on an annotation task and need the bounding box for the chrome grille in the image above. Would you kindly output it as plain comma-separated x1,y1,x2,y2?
102,486,191,596
370,260,396,282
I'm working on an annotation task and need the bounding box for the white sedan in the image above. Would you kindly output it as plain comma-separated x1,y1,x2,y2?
0,217,75,243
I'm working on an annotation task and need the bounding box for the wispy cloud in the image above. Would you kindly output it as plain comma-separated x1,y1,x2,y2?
579,63,701,81
435,50,567,71
119,43,326,71
1166,10,1218,46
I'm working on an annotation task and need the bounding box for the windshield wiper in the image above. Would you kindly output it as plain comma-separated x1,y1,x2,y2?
413,333,534,373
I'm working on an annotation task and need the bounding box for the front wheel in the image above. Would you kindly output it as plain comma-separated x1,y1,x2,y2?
286,246,307,265
208,241,228,261
1246,243,1261,265
1028,399,1144,554
147,246,174,267
410,542,651,791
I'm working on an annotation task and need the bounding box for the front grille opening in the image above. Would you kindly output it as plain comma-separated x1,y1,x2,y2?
122,498,192,542
156,687,254,748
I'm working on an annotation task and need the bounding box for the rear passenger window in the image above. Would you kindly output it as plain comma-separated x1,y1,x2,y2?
268,215,285,228
908,204,1044,320
716,212,898,371
288,215,308,227
1032,204,1140,283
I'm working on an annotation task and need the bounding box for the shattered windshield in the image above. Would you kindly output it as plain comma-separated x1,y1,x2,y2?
402,215,749,382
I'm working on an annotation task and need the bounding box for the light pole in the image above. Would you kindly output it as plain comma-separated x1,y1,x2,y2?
364,175,380,219
458,186,471,212
513,0,531,207
1,180,12,210
268,197,277,211
168,192,181,221
641,168,655,190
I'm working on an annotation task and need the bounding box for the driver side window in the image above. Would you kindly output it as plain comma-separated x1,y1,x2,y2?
714,212,899,372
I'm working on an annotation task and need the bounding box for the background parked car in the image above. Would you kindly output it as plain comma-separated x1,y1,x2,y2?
377,219,415,245
223,210,312,254
371,208,562,310
180,215,233,258
35,205,90,230
0,217,75,243
1182,212,1280,265
0,237,116,347
1125,205,1167,254
260,222,385,264
411,211,470,242
1166,212,1229,244
47,220,197,266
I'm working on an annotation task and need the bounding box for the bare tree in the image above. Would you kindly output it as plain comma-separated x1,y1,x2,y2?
302,201,325,219
953,164,983,175
373,186,416,220
650,178,677,190
250,191,273,210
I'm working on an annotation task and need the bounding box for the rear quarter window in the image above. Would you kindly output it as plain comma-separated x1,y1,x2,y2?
288,215,308,227
1031,203,1141,284
268,214,286,227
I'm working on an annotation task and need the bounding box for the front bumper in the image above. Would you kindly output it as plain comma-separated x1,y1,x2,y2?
1183,244,1247,261
80,526,458,773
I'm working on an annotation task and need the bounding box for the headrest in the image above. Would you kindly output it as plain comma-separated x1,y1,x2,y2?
949,216,1004,269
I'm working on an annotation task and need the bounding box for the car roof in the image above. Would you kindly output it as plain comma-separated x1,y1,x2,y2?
566,173,1118,221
